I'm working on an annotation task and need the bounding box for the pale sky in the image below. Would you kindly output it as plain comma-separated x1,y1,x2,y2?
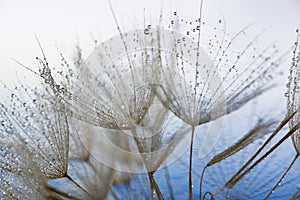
0,0,299,91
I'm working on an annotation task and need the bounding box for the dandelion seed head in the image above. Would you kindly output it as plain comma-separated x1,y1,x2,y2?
0,78,70,179
0,2,298,199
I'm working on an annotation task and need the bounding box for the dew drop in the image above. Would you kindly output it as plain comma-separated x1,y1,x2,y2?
68,69,74,77
144,28,150,35
1,120,6,126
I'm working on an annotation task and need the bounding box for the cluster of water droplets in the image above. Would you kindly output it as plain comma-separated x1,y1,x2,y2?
287,30,300,153
0,140,50,199
0,11,294,200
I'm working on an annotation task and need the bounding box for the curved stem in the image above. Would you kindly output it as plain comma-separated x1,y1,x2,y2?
203,191,214,200
130,128,164,199
199,165,208,200
225,188,230,200
189,125,196,200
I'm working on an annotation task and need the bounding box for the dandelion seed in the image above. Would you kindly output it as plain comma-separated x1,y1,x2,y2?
195,115,299,200
53,29,158,130
152,10,285,198
288,31,300,154
222,113,300,198
262,30,300,199
206,119,276,167
0,77,70,179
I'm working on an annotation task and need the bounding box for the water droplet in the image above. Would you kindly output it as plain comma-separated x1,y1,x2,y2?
1,120,6,126
144,28,150,35
68,69,74,77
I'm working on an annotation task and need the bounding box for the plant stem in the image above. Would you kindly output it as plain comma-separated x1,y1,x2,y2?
46,184,81,200
203,191,214,200
147,171,164,200
189,125,196,200
225,112,297,188
263,154,298,199
225,188,230,200
199,165,208,200
65,174,94,200
110,188,120,200
227,122,300,189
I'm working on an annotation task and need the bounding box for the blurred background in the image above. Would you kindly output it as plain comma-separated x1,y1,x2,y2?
0,0,299,81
